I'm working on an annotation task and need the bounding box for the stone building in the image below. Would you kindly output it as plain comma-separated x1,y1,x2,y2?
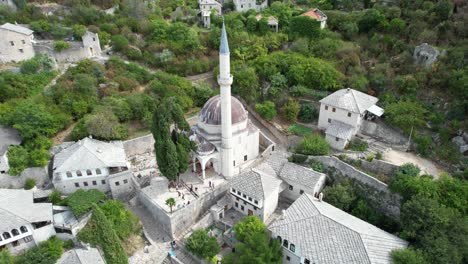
413,43,440,67
0,0,16,11
0,126,21,175
318,88,384,150
0,189,56,255
229,169,282,221
300,8,328,29
233,0,268,12
52,137,133,198
199,0,222,28
0,23,35,63
255,14,279,32
57,246,105,264
269,194,408,264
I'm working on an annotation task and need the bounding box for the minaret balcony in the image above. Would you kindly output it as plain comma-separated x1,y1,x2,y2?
218,74,233,86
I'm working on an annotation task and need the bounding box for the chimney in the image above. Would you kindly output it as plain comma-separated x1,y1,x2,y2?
281,209,286,220
319,192,323,202
347,88,350,92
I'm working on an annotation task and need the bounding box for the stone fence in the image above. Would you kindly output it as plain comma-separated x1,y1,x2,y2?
359,159,399,176
123,134,155,157
360,120,408,147
0,167,49,189
308,156,402,218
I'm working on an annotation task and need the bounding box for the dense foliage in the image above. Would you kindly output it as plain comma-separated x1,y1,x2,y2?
14,236,69,264
65,189,107,217
186,229,220,260
295,134,330,156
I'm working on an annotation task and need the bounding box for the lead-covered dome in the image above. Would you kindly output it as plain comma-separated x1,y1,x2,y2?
200,95,248,125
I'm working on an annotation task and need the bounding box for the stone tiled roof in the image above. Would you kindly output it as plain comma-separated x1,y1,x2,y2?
199,95,247,125
320,88,378,114
262,151,289,176
53,137,127,173
57,247,105,264
279,162,325,190
199,0,221,6
325,120,355,140
0,189,53,233
0,23,33,35
231,170,281,202
269,194,408,264
0,126,21,155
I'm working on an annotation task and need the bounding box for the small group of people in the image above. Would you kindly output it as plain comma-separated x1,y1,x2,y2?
208,181,215,189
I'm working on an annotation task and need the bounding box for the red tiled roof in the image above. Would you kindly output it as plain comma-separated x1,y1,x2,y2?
301,8,324,20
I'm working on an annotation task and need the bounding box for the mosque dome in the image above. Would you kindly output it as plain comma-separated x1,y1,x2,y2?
200,95,248,125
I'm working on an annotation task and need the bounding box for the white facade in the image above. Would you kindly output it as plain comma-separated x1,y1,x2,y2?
233,0,267,12
82,31,101,57
0,0,16,10
318,103,362,133
199,0,222,28
0,23,35,63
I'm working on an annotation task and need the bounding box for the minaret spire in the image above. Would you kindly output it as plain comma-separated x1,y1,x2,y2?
218,21,234,178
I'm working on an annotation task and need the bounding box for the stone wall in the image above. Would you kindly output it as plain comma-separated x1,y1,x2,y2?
359,120,407,146
123,134,155,157
139,180,229,239
0,167,49,189
190,212,214,232
308,156,402,218
359,159,399,176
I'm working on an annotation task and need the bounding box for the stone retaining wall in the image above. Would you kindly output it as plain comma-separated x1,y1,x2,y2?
360,120,407,146
359,159,399,176
308,156,402,218
0,167,49,189
124,134,155,157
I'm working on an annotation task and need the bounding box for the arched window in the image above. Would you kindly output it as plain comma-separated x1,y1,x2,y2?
11,229,19,236
86,169,92,176
66,172,72,178
77,170,82,177
3,232,11,240
290,244,295,252
277,236,282,243
20,226,28,233
283,239,288,248
96,168,102,175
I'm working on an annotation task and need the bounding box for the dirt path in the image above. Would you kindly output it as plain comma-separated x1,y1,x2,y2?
383,149,444,177
52,122,77,145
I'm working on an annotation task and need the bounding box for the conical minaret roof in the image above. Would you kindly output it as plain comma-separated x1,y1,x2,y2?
220,21,229,54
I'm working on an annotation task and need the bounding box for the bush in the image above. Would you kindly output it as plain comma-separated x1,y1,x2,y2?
255,101,277,121
287,124,313,136
186,229,220,260
281,98,300,122
375,152,383,160
391,248,428,264
54,40,71,52
194,84,215,107
111,35,129,52
16,236,65,264
65,189,107,217
347,138,368,151
296,134,330,156
396,163,421,177
298,103,317,123
309,160,324,172
288,153,308,164
99,200,142,241
24,178,36,190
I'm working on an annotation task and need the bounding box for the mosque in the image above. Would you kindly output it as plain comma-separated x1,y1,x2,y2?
190,23,274,179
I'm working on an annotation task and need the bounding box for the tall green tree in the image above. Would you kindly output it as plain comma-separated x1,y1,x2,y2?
186,229,220,260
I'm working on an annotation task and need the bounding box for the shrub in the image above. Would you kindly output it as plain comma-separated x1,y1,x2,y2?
194,84,215,107
366,154,375,162
323,179,357,212
287,124,313,136
396,163,421,177
16,236,65,264
48,191,63,205
281,98,300,122
288,153,308,164
296,134,330,156
391,248,428,264
186,229,220,260
99,200,142,241
298,103,317,123
54,40,71,52
347,138,368,151
309,160,324,172
24,178,36,190
375,152,383,160
65,189,107,217
255,101,277,121
111,35,129,52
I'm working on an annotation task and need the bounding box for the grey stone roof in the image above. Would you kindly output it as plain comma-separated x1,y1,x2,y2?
200,0,221,6
320,88,378,114
279,162,325,190
262,151,289,176
220,22,229,54
0,126,21,155
0,23,33,35
269,194,408,264
325,120,355,140
0,189,53,233
231,170,281,202
57,247,105,264
53,137,127,173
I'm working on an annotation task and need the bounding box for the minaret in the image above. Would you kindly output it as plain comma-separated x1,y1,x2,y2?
219,22,234,178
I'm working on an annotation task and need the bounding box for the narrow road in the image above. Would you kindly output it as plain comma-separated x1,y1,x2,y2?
185,71,213,82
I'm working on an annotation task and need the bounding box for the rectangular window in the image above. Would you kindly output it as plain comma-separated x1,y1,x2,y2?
21,40,25,44
248,197,252,202
328,118,331,123
123,179,128,184
336,137,339,141
243,201,247,205
325,105,328,110
23,236,33,242
235,202,238,208
286,256,290,261
272,146,275,151
115,181,120,186
101,180,106,184
236,197,239,201
241,205,244,211
74,183,79,187
237,191,241,195
19,49,24,53
232,188,236,193
244,155,247,161
348,112,352,117
233,161,236,166
332,108,336,112
254,200,258,204
92,181,97,186
10,41,14,46
300,190,304,195
289,185,293,191
243,194,246,199
83,181,88,187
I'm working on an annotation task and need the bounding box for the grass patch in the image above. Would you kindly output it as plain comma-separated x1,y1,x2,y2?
287,124,313,136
